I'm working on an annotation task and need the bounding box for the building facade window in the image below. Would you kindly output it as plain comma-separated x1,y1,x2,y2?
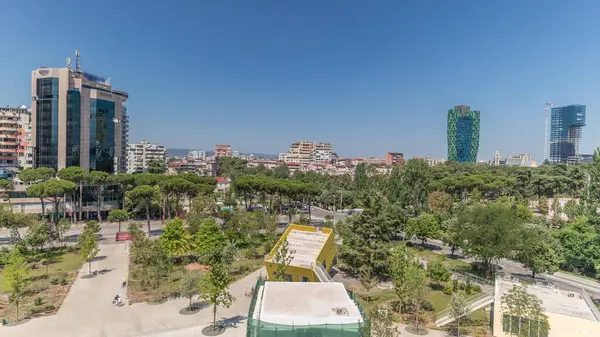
66,89,81,168
35,77,59,169
90,98,115,173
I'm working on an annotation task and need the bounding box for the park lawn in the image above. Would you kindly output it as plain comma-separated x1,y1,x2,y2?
230,258,264,282
0,249,83,322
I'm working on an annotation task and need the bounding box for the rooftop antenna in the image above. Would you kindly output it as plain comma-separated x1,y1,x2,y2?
75,48,81,72
544,102,554,162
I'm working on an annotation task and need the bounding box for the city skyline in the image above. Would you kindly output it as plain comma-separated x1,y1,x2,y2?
1,1,599,160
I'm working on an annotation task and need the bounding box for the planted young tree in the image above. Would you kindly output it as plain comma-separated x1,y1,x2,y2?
25,221,50,252
359,264,378,302
448,292,469,337
107,209,129,232
407,266,429,333
78,227,100,275
129,185,156,234
270,238,295,281
201,258,235,332
5,247,29,322
368,305,396,337
427,259,451,288
56,218,72,243
501,284,550,337
180,271,203,311
389,245,419,313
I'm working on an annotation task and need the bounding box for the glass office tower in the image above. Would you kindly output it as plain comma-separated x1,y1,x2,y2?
447,105,480,163
549,105,586,164
31,64,128,173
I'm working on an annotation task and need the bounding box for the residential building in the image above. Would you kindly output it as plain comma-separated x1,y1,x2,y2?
248,281,366,337
423,157,447,166
549,105,586,164
0,106,33,170
493,277,600,337
284,141,333,164
31,50,129,173
364,157,386,165
580,154,594,164
494,151,537,167
216,177,231,194
264,224,336,282
214,144,232,157
187,150,205,161
385,152,405,166
447,105,480,163
126,140,167,173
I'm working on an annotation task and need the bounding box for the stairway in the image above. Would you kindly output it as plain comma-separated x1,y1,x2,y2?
312,262,332,282
434,292,494,326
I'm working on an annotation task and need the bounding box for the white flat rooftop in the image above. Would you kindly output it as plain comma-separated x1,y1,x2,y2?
271,229,329,268
496,280,600,322
252,282,363,326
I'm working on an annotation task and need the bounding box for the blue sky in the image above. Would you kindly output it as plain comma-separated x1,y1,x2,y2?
1,0,599,161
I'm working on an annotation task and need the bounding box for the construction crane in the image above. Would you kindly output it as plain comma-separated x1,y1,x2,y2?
544,102,555,162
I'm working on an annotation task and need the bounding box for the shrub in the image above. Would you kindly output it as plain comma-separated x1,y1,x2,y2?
465,280,475,295
421,299,434,312
452,279,459,292
34,297,43,306
50,275,66,285
443,284,453,295
43,305,55,312
472,284,482,294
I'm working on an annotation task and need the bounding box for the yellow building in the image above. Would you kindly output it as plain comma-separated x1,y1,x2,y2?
264,224,336,282
493,278,600,337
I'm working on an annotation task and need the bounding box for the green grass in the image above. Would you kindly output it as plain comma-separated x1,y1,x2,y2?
0,248,84,322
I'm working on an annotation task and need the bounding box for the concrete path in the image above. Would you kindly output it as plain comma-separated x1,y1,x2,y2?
1,241,265,337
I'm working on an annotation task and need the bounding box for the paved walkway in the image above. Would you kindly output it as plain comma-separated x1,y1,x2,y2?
2,242,265,337
396,323,447,337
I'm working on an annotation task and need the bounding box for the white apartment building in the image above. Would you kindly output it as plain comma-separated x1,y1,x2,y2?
0,106,33,170
424,157,447,166
187,150,205,161
127,140,167,173
284,141,333,164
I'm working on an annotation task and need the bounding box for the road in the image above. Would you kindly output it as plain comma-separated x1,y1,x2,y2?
412,237,600,298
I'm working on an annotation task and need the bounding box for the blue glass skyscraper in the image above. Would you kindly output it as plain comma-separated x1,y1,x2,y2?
549,105,586,164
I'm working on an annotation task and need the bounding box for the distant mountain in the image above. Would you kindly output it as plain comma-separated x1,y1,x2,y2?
167,148,277,159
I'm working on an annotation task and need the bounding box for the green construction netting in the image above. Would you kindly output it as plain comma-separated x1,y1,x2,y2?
247,280,369,337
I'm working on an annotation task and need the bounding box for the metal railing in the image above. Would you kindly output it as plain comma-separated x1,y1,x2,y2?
581,287,600,322
312,261,332,282
435,292,494,326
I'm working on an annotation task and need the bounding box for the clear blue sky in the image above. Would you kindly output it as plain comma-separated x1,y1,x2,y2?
1,0,599,161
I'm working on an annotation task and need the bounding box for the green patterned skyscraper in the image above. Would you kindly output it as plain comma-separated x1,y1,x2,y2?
447,105,480,163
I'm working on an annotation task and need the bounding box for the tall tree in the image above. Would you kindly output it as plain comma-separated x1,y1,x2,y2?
501,285,550,337
400,158,432,213
19,167,55,183
387,166,403,203
40,179,78,222
193,218,227,260
159,218,191,259
85,171,109,222
109,173,135,210
57,166,87,220
428,190,454,214
457,202,525,278
354,163,369,192
5,247,29,322
26,183,49,218
406,212,439,246
129,185,157,234
147,158,167,174
359,264,378,303
517,225,562,278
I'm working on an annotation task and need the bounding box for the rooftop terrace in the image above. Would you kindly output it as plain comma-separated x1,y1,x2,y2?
270,228,329,269
252,282,363,325
496,279,600,322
